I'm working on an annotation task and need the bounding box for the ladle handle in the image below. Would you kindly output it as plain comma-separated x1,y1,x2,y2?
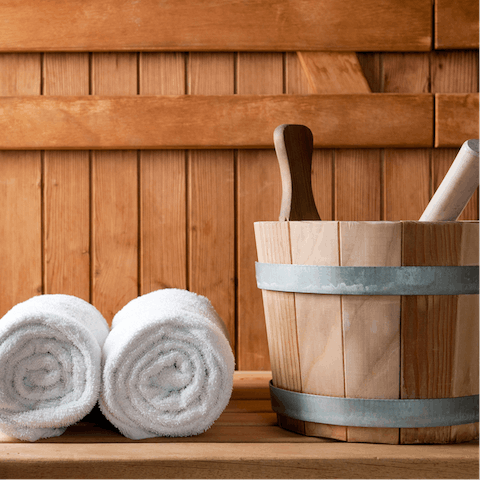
274,124,321,222
419,139,479,221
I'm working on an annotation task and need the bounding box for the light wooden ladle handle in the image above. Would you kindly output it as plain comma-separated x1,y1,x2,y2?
274,124,321,222
419,139,479,221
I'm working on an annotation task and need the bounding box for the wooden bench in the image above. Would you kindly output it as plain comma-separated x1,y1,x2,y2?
1,371,478,479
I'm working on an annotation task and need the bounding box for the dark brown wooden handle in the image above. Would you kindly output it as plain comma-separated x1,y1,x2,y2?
274,124,321,221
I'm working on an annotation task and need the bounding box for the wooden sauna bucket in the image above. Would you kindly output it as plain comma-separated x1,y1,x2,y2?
255,220,479,444
254,126,479,444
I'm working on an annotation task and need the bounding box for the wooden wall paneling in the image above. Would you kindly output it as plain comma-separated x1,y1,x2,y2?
430,51,479,93
431,50,479,220
0,94,435,150
335,149,382,221
0,0,432,52
236,53,283,370
0,54,41,316
188,53,235,349
383,53,431,221
139,53,187,293
400,222,478,444
340,222,401,444
285,53,333,220
294,51,381,222
91,53,138,323
435,0,479,49
296,52,371,94
356,53,383,93
43,54,90,300
435,93,479,147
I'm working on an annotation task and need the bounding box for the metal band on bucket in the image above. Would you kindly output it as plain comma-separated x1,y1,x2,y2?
270,382,479,428
255,263,479,295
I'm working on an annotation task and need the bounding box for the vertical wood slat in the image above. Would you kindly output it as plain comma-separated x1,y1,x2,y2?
43,54,90,300
253,222,300,392
383,53,431,221
0,54,42,316
139,53,187,294
289,221,345,441
188,53,235,348
400,222,478,444
91,53,138,323
237,53,283,370
340,222,401,444
431,51,479,221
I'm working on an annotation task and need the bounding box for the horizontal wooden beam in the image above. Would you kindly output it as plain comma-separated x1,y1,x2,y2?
0,95,434,149
0,0,432,52
435,94,479,147
435,0,479,49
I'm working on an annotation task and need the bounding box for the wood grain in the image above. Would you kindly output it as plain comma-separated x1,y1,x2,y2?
384,149,431,221
0,0,432,52
383,54,431,222
340,222,401,444
401,221,479,444
289,221,346,441
2,441,478,479
237,53,283,370
431,52,478,220
430,51,479,94
433,149,478,221
0,94,435,149
0,54,41,316
43,54,90,300
435,0,479,49
285,52,333,221
335,149,382,221
188,53,235,347
253,222,301,392
296,52,371,94
435,94,480,147
274,124,320,222
91,53,138,323
139,53,187,293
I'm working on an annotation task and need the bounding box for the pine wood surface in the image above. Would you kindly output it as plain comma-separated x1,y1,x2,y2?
90,54,138,323
435,93,480,147
0,94,435,149
339,222,401,444
43,54,90,301
237,52,283,370
296,52,371,94
0,0,431,52
435,0,479,49
400,222,479,444
0,54,42,317
0,372,478,479
139,53,187,294
188,53,235,347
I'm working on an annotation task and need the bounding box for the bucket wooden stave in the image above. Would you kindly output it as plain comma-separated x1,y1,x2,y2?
254,219,479,444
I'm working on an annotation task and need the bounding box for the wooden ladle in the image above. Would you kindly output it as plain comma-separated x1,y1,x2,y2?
273,124,321,222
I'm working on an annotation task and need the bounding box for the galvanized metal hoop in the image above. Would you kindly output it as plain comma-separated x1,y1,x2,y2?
270,382,479,428
255,263,479,295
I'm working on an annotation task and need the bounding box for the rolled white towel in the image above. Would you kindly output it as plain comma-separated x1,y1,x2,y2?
0,294,109,441
99,288,235,439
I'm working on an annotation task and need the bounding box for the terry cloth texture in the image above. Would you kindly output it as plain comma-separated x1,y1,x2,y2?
99,288,235,439
0,294,109,441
